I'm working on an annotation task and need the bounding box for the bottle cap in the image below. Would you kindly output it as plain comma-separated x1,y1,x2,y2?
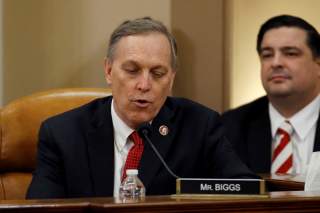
126,169,138,175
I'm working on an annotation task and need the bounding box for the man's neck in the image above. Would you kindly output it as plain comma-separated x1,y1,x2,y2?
269,93,319,118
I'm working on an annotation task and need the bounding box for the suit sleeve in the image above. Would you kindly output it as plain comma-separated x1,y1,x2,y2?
26,121,66,199
204,112,259,179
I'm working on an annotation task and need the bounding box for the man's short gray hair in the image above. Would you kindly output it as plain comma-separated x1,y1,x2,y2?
107,17,178,70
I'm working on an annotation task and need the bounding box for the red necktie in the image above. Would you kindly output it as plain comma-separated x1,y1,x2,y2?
121,131,144,181
271,121,293,174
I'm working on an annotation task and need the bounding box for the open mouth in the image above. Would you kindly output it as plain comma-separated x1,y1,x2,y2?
138,99,148,103
133,99,152,107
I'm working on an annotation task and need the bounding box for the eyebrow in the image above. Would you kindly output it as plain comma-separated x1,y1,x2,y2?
260,47,273,52
121,60,140,67
260,46,302,53
280,46,302,52
151,65,167,70
121,60,169,71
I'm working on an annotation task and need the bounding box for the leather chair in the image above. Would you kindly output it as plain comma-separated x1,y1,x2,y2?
0,88,112,199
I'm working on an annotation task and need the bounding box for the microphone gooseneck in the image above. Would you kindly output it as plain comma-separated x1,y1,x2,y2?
137,123,180,179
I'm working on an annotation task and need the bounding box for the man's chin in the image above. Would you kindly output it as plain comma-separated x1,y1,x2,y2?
268,90,292,98
266,85,292,95
130,116,155,129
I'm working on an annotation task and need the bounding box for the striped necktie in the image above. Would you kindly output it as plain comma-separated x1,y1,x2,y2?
271,121,293,174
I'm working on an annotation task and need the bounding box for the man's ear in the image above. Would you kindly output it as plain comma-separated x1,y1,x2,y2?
316,57,320,66
104,58,112,85
313,57,320,79
170,70,176,88
168,70,176,96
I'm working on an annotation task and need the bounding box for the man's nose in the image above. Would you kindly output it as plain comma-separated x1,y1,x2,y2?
137,71,151,91
271,53,284,68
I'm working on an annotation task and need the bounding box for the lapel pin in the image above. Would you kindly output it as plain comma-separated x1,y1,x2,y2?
159,125,169,136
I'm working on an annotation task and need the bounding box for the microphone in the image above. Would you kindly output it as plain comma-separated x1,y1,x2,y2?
137,123,180,179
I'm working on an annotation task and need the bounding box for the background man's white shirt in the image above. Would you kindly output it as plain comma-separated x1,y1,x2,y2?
269,94,320,175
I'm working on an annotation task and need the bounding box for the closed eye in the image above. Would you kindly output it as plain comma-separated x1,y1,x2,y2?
261,52,273,59
260,48,274,59
151,67,167,78
282,47,302,57
121,61,140,75
284,51,300,57
124,68,139,74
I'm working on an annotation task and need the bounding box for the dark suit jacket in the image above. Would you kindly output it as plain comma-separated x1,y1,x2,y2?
27,96,256,199
221,96,320,173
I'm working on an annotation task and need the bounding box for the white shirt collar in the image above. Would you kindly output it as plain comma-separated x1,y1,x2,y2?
111,99,134,152
269,94,320,140
269,103,284,138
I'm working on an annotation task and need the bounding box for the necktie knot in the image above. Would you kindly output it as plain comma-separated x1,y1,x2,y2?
130,131,143,146
277,121,293,135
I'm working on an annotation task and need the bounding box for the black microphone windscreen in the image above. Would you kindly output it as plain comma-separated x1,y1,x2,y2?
137,122,152,138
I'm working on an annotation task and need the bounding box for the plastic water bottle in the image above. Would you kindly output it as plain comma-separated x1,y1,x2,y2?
119,169,145,202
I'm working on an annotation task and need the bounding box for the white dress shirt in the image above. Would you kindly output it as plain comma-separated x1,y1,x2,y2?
269,94,320,175
110,100,135,197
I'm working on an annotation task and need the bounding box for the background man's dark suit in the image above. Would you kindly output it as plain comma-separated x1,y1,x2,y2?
222,96,320,173
27,96,255,199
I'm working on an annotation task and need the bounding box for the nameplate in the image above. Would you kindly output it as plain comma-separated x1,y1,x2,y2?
176,178,265,195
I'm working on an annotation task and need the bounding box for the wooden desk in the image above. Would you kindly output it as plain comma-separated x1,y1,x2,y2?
0,176,314,212
1,191,320,213
262,173,305,191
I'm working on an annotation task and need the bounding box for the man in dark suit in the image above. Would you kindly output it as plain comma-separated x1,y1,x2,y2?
222,15,320,174
26,17,255,199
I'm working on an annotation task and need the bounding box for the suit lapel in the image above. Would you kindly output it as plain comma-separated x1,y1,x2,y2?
313,110,320,151
139,99,175,189
246,103,272,173
86,97,115,197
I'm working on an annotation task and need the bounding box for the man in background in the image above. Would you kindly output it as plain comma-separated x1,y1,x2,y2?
222,15,320,174
27,17,255,199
